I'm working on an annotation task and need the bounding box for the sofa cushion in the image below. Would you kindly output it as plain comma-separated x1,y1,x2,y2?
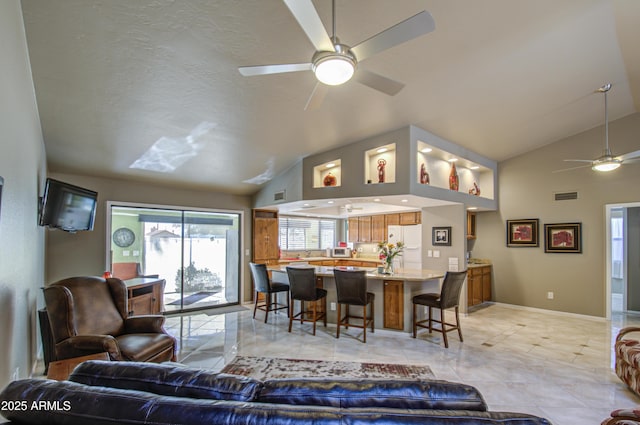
0,379,552,425
257,378,488,411
68,360,261,401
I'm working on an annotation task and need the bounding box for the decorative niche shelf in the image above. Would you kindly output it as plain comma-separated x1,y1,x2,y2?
313,159,341,188
364,143,396,184
416,140,493,199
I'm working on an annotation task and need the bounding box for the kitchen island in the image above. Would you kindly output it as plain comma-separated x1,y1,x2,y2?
268,265,445,333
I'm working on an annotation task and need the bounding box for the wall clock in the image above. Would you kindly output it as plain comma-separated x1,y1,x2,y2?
113,227,135,248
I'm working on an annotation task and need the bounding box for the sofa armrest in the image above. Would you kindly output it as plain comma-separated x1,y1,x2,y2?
602,408,640,425
124,315,166,334
257,378,488,411
617,328,640,343
59,335,121,360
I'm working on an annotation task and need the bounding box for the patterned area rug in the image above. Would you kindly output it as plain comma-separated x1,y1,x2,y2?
220,356,434,380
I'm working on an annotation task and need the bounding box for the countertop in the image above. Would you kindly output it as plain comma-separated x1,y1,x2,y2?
269,264,445,282
278,257,380,263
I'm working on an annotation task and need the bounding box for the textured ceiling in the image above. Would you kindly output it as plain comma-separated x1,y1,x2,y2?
20,0,640,195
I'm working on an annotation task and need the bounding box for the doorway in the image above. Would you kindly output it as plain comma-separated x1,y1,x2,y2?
107,202,242,313
606,202,640,318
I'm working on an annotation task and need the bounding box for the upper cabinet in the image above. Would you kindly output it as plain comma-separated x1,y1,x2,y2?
399,211,421,225
467,211,477,239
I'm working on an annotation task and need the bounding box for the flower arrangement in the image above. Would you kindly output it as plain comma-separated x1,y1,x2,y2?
377,241,404,274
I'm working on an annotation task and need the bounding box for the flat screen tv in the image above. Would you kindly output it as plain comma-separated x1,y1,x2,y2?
39,178,98,232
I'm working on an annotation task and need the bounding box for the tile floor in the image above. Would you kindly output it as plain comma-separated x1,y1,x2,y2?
164,303,640,425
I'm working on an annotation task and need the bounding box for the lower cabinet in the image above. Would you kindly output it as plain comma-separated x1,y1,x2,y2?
467,266,491,307
383,280,404,330
126,278,165,316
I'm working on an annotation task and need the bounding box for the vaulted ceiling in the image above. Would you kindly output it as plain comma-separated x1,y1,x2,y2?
20,0,640,195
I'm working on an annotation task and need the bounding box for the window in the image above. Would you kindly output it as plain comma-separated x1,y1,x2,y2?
279,216,336,250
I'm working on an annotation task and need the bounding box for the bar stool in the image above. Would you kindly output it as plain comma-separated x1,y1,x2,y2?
334,269,375,343
412,270,467,348
249,262,289,323
286,266,327,335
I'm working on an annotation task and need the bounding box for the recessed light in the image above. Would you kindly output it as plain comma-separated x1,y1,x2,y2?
303,203,310,207
469,165,479,170
326,162,335,168
328,201,334,204
376,147,388,153
401,199,408,203
421,147,432,153
373,198,381,202
447,158,458,162
467,207,478,210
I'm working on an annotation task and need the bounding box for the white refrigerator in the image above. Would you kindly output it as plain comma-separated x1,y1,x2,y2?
388,224,422,270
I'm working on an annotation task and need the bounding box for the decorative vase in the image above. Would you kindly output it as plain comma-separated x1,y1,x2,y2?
383,261,393,275
323,172,337,186
420,163,430,184
449,163,459,191
377,159,386,183
468,181,481,196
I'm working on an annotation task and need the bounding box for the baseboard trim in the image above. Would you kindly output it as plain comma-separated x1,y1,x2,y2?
492,302,607,322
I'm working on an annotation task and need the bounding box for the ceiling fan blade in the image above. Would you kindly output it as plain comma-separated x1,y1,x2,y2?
552,164,593,173
354,69,404,96
239,63,312,77
304,82,329,111
618,149,640,161
283,0,334,52
351,10,435,62
563,159,594,163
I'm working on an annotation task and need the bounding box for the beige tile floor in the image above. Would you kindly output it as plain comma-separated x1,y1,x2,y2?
164,303,640,425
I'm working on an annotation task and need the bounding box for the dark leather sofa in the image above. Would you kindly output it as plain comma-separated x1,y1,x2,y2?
0,360,552,424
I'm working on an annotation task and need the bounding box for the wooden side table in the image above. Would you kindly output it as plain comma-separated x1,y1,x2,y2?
47,352,110,381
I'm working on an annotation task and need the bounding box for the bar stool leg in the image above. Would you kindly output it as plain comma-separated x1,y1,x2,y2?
312,300,317,336
362,304,367,343
412,302,417,338
370,299,375,333
441,308,449,348
336,303,341,339
455,306,463,342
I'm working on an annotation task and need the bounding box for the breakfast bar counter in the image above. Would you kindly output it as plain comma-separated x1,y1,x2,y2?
268,265,445,333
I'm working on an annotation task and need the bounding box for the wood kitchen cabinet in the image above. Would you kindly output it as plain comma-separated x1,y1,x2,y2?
348,217,359,243
253,209,279,263
467,211,477,239
385,213,400,226
370,214,386,242
399,211,421,225
358,216,372,242
467,266,491,307
383,280,404,330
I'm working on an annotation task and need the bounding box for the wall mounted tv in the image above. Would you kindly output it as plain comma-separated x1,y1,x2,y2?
39,178,98,232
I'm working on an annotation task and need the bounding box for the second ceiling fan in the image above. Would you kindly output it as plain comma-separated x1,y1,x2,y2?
239,0,435,110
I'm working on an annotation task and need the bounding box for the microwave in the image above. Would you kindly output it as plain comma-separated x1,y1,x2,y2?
331,247,351,258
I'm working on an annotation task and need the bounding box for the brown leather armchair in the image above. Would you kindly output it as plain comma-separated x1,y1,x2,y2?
44,276,176,362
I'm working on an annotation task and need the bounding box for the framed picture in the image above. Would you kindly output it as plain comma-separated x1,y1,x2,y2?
506,219,539,247
544,222,582,253
432,226,451,246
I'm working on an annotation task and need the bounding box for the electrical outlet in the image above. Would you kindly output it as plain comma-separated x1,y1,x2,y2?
11,367,19,381
427,250,433,257
547,291,554,300
330,302,336,311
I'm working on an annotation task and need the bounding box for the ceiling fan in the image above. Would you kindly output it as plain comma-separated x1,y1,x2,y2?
555,83,640,173
238,0,435,110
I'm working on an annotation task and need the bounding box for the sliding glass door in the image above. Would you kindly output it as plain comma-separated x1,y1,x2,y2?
108,203,241,313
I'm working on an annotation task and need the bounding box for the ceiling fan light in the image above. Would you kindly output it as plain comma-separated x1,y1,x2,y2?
592,160,621,172
314,56,355,85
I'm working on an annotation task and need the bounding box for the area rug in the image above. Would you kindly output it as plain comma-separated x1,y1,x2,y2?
167,291,215,306
220,356,434,380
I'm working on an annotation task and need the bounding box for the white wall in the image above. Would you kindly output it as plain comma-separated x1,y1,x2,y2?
0,0,48,388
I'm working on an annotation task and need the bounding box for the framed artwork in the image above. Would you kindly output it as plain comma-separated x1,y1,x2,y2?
544,222,582,253
432,226,451,246
506,219,539,247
